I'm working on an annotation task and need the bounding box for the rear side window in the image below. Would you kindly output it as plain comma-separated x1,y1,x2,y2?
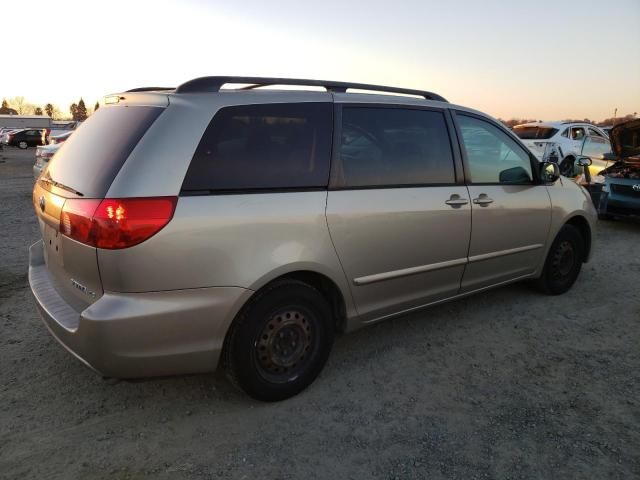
44,106,164,198
182,103,332,192
336,107,455,187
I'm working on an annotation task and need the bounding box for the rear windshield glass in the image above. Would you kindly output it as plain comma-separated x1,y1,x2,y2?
512,126,559,139
44,106,164,198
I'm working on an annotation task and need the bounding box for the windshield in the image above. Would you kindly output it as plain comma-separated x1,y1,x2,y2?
513,126,559,140
43,106,164,197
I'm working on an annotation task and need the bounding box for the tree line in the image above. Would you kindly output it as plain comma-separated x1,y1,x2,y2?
1,95,636,126
0,97,100,121
497,114,637,128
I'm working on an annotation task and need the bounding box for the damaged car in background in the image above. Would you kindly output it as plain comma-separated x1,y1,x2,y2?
576,119,640,220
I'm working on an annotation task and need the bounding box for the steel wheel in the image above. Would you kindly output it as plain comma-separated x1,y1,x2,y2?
255,308,313,381
551,240,575,278
534,224,585,295
223,279,334,401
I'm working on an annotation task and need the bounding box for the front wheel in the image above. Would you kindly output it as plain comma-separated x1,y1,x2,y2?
18,141,28,149
222,279,334,401
559,157,575,177
534,224,585,295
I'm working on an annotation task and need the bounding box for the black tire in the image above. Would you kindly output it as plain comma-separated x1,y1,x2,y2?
222,279,334,401
559,156,575,177
18,141,28,149
534,224,585,295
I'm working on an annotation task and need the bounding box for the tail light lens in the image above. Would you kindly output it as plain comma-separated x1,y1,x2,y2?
60,197,177,249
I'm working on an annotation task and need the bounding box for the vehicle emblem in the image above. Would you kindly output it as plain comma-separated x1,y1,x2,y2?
39,196,46,212
70,278,96,297
633,184,640,192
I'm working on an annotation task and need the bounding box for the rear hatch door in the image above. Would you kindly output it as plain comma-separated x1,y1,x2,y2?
33,102,166,311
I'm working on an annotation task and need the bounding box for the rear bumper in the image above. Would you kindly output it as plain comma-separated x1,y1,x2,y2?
29,240,252,378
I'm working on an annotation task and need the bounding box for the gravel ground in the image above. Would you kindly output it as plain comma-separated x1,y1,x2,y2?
1,147,639,479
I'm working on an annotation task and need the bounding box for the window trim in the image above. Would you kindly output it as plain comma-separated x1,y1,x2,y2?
451,110,541,186
179,101,334,196
570,126,587,141
328,103,463,191
587,127,605,138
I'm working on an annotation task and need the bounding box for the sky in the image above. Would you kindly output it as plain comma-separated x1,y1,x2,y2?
1,0,638,121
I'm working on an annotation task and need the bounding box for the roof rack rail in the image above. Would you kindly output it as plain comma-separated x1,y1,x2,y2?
174,76,447,102
126,87,175,92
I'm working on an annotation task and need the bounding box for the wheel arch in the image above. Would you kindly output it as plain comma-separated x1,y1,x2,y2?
245,265,354,334
564,214,592,262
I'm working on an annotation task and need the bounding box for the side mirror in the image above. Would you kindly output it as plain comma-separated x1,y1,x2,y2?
577,156,592,167
540,162,560,183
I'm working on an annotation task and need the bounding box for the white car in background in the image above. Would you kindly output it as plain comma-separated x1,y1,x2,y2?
513,121,609,176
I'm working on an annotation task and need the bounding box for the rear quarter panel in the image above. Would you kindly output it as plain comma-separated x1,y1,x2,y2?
97,191,358,322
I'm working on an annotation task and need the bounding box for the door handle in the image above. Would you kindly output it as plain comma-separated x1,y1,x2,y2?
445,194,469,208
473,194,494,206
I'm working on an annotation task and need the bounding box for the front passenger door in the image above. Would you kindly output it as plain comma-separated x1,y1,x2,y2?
455,113,551,292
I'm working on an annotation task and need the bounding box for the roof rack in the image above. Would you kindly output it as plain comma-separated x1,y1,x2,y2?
126,87,175,92
174,76,447,102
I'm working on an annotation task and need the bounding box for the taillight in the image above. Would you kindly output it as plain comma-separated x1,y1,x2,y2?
60,197,177,249
60,199,101,245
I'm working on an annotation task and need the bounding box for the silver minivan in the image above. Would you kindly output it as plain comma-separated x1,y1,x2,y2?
29,77,596,401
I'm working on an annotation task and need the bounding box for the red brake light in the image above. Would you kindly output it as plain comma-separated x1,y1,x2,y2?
60,199,101,245
60,197,177,249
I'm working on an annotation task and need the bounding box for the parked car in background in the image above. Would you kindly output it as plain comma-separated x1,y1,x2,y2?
33,144,58,178
0,128,21,143
3,128,46,148
29,76,596,401
48,130,73,145
47,121,80,142
33,131,74,177
513,121,609,176
579,119,640,220
599,126,613,137
559,134,616,178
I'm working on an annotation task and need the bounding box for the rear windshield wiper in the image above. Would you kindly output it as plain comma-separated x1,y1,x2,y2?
40,175,84,197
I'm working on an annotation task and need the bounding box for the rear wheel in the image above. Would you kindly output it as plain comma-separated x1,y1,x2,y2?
18,141,28,149
534,224,585,295
222,279,334,401
559,156,575,177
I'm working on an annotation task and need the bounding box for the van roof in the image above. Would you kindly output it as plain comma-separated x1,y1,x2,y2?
117,76,448,103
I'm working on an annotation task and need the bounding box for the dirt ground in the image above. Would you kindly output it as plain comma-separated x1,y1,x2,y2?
1,146,639,479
